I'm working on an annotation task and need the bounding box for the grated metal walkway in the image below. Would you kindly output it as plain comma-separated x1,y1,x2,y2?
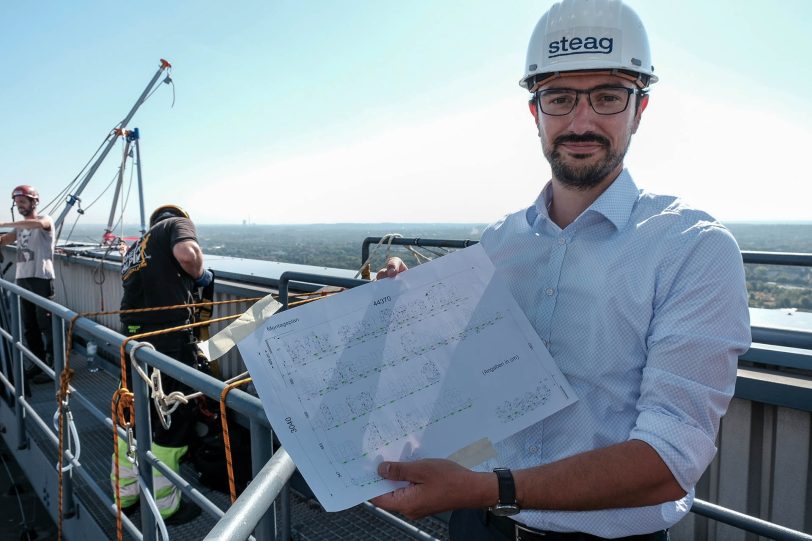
25,353,449,541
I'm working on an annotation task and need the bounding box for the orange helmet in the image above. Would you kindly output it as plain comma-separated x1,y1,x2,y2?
12,185,39,202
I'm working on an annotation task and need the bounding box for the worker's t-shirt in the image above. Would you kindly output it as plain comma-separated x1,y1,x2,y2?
14,215,55,280
120,217,197,327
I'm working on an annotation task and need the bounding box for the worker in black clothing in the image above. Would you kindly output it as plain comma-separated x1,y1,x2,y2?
112,204,212,524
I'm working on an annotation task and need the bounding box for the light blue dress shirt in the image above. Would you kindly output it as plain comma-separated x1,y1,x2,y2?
475,170,751,537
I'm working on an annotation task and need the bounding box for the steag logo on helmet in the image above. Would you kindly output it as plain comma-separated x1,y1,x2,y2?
520,0,657,89
547,35,614,58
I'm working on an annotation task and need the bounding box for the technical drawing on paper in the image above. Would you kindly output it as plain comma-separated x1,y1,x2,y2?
239,244,577,511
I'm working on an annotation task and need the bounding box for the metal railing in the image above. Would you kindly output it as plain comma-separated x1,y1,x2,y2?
1,244,811,540
0,277,292,541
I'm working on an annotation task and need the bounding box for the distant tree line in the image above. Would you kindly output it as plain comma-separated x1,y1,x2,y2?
67,222,812,313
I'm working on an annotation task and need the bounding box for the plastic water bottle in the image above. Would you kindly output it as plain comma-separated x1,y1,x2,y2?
86,341,99,373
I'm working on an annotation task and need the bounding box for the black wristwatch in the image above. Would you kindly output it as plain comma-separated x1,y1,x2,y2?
490,467,520,516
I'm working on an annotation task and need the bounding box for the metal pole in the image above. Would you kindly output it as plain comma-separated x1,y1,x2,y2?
203,449,296,541
361,503,441,541
55,59,172,233
692,499,812,541
132,353,157,541
250,418,277,540
52,315,76,517
132,129,147,235
0,288,13,403
10,292,26,449
104,138,131,241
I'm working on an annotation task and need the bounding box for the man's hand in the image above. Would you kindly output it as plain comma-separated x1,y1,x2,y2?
370,459,494,519
375,257,408,280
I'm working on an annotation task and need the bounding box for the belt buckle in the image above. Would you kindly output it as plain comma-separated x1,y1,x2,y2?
514,521,547,540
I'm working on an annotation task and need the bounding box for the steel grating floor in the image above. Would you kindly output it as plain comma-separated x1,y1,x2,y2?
24,353,449,541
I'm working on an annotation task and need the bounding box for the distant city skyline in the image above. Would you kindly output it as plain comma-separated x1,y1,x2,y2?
2,1,810,227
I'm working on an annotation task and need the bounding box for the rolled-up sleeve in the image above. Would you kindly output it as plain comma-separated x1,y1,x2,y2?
631,222,751,490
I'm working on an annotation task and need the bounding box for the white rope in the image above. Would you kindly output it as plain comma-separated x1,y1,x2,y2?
137,473,170,541
405,245,432,265
354,233,402,279
129,343,253,429
52,407,81,472
129,342,187,430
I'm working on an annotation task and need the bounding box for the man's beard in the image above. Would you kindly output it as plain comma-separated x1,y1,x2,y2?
543,132,629,191
17,206,32,217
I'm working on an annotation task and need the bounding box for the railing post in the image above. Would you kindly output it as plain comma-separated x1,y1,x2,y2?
10,292,27,449
52,315,76,517
0,290,13,404
132,347,156,541
251,418,279,540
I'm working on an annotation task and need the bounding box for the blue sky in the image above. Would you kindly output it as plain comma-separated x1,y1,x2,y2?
1,1,810,227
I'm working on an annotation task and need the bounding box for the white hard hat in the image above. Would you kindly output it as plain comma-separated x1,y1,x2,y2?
520,0,657,90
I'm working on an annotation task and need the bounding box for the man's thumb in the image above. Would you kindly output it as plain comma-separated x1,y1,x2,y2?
378,461,405,480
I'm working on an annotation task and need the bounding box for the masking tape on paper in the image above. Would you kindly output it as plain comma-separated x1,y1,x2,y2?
197,293,282,361
447,437,497,468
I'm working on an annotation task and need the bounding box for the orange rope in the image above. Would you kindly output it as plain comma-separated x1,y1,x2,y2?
56,292,322,539
56,315,84,541
112,388,135,541
79,295,265,320
219,377,253,503
56,355,74,541
117,313,241,388
288,291,338,308
110,313,242,540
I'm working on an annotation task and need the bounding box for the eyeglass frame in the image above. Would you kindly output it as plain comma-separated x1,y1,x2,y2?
531,85,644,116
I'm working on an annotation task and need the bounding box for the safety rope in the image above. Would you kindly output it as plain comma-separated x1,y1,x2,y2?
56,292,339,540
113,313,242,541
219,376,253,503
137,472,170,541
56,353,75,541
355,233,402,279
53,298,251,541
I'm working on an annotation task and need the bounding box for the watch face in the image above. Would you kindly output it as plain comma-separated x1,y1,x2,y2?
491,504,520,517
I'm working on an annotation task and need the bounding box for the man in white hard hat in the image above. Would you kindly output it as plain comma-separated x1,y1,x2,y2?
372,1,751,539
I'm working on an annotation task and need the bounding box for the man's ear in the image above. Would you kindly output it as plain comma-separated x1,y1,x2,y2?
639,94,649,114
528,99,539,125
632,94,649,134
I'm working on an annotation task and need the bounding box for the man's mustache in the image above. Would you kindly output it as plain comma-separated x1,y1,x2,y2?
554,133,610,147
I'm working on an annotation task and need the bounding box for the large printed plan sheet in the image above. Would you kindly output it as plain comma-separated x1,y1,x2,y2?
238,244,577,511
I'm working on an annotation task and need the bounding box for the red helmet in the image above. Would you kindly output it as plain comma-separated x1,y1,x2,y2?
12,185,39,202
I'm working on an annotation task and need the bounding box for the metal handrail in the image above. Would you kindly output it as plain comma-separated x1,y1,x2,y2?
741,251,812,267
361,236,478,267
692,499,812,541
0,276,282,540
2,250,812,541
203,449,296,540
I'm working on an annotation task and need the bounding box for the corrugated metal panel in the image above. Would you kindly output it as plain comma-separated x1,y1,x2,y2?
670,398,812,540
55,255,124,329
50,253,262,379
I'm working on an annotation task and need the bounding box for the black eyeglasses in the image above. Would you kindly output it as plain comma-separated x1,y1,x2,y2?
532,86,641,116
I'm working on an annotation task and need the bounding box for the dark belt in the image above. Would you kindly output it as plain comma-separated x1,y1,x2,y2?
487,512,668,541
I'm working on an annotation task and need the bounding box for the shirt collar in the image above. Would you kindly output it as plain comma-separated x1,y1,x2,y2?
525,170,639,230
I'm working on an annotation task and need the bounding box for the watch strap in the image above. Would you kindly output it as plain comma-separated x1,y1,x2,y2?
494,467,517,506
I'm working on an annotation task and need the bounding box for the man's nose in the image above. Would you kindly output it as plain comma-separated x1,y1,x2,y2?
567,94,598,133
